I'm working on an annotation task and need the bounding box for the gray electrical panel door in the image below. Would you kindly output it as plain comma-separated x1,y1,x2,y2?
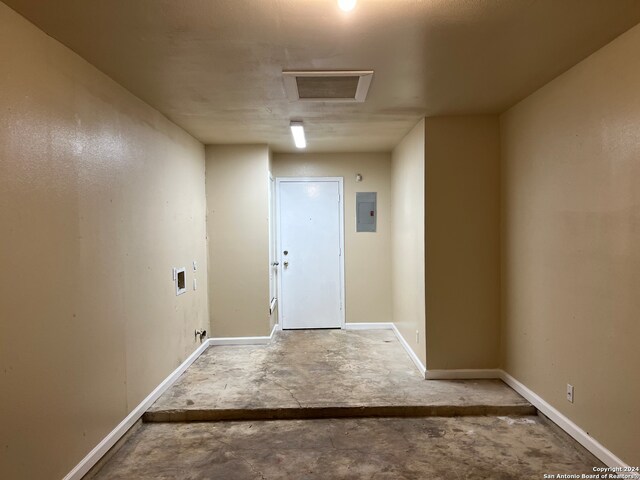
356,192,377,232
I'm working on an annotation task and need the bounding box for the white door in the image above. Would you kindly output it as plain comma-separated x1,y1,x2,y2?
277,178,344,330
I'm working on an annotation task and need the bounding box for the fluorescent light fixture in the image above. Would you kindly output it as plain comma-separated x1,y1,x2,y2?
338,0,357,12
290,121,306,149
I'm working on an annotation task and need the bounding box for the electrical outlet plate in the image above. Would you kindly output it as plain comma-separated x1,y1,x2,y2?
567,384,574,403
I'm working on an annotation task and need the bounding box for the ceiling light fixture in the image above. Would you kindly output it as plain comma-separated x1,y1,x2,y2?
338,0,357,12
290,121,306,149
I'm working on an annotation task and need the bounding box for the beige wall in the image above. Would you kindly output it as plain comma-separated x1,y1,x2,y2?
425,116,501,369
501,24,640,466
391,120,427,366
272,153,392,325
205,145,271,337
0,4,208,479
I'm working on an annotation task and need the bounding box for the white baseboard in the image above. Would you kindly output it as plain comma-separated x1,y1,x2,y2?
63,339,210,480
344,322,427,379
345,322,394,330
65,325,284,479
208,323,280,346
425,369,502,380
66,325,636,480
397,362,637,474
389,324,427,378
499,371,638,477
209,336,271,345
395,361,637,474
344,322,427,378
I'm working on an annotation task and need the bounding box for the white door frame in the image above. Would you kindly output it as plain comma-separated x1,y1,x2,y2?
275,177,346,329
268,172,277,315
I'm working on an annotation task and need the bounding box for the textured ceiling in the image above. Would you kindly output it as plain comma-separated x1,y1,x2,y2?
5,0,640,152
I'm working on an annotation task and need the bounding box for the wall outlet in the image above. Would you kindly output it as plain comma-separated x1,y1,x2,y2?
566,384,574,403
416,330,419,344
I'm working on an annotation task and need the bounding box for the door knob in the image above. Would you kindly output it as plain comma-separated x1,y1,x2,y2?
283,261,289,267
272,262,280,266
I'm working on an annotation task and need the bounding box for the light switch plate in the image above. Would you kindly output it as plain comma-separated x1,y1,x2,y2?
566,384,574,403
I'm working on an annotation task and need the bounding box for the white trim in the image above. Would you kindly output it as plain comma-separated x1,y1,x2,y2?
209,336,271,346
499,371,638,476
276,177,283,328
64,325,283,479
390,324,427,378
415,365,638,473
63,340,210,480
268,172,277,317
346,324,500,381
425,369,502,380
344,323,427,378
344,322,394,330
209,323,280,346
275,177,346,330
65,325,637,479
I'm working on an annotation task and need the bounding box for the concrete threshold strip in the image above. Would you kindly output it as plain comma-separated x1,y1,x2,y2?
143,404,536,423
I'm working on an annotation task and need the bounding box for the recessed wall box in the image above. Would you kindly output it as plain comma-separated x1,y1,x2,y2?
356,192,377,232
175,268,186,296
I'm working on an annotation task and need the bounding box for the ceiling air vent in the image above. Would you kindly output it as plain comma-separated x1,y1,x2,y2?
283,70,374,102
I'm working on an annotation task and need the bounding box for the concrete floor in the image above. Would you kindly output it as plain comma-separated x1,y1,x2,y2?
87,330,602,479
91,416,603,479
146,330,533,422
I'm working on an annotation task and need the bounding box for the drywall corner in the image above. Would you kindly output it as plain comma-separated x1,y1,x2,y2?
390,118,427,368
424,115,501,370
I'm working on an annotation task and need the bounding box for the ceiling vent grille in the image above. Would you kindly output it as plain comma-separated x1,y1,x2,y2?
283,70,374,102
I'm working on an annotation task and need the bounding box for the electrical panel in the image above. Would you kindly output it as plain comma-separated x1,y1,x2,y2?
356,192,377,232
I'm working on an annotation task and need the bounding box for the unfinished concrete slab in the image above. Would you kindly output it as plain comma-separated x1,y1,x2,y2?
90,416,603,479
146,330,533,421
